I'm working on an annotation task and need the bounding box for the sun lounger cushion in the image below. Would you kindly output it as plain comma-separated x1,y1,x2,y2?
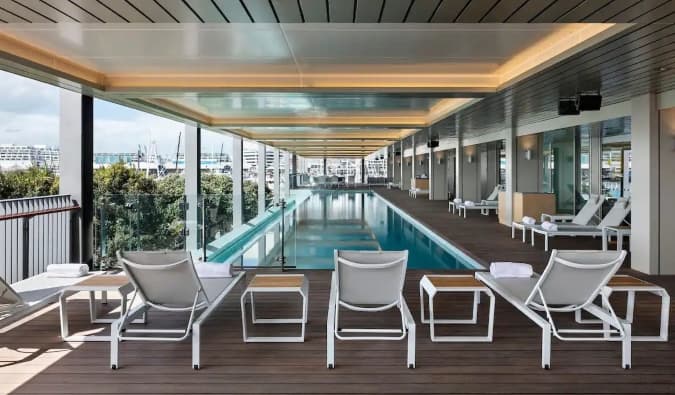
46,264,89,278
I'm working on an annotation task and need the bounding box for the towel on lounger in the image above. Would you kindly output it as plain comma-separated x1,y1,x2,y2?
541,221,558,231
489,262,533,278
453,198,462,204
46,264,89,278
194,262,232,278
521,216,536,225
464,200,475,207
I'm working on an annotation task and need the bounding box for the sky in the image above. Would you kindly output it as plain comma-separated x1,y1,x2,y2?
0,70,236,155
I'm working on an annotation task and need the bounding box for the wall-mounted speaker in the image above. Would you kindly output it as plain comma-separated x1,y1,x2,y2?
427,140,439,148
577,93,602,111
558,98,580,115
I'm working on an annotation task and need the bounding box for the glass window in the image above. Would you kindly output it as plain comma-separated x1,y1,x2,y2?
601,117,631,200
576,125,591,205
541,128,576,214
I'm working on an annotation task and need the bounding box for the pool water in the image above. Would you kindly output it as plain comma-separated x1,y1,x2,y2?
282,191,479,270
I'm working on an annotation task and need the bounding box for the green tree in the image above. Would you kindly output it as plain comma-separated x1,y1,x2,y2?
0,167,59,199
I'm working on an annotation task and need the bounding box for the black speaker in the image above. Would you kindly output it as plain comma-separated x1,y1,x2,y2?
558,98,580,115
394,151,401,156
576,93,602,111
427,140,439,148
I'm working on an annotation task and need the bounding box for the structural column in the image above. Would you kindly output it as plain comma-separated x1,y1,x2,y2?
184,124,201,251
428,133,434,200
503,127,517,225
630,93,659,274
361,157,366,184
411,135,416,189
59,90,94,266
399,140,404,188
455,118,463,199
258,143,267,214
232,135,243,227
273,148,281,202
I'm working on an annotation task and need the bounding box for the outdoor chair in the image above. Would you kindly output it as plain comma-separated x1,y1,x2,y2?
327,250,415,369
111,250,244,370
531,198,631,250
476,249,631,369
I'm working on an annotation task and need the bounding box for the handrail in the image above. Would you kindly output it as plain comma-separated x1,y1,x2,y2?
0,204,80,221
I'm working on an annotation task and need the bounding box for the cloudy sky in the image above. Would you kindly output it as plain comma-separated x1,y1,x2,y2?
0,70,236,156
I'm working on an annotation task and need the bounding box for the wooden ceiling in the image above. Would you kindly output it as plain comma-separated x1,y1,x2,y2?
0,0,671,24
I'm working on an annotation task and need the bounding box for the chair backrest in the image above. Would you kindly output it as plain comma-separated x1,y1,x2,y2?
0,276,23,310
485,185,501,201
572,194,604,225
527,250,626,309
597,197,631,228
335,250,408,307
117,250,205,309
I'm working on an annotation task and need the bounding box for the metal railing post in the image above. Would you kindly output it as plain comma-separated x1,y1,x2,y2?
21,217,29,280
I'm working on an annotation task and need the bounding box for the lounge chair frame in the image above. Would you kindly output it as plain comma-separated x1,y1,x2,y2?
476,250,631,369
111,251,244,370
327,251,415,369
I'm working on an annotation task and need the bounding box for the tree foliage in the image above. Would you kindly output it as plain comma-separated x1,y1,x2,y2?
0,167,59,199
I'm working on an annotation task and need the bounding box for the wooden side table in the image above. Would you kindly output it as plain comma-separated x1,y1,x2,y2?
59,274,141,342
240,274,308,343
419,275,495,342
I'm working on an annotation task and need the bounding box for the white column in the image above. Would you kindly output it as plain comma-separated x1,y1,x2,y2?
59,90,94,265
273,148,281,202
399,140,404,187
630,93,659,274
503,128,517,225
184,124,201,251
232,135,243,227
455,119,464,199
411,135,416,188
428,131,434,200
258,143,266,214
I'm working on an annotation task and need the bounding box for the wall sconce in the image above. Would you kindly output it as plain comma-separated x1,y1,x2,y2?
437,157,443,165
419,159,424,166
525,149,533,160
467,155,474,164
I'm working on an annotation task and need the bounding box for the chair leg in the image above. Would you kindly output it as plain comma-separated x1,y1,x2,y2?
541,325,551,369
192,323,201,370
110,320,120,369
407,320,416,369
622,322,632,369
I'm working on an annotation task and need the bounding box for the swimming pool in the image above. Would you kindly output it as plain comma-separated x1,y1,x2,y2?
240,190,481,270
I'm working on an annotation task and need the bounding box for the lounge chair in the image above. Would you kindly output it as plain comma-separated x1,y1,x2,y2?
531,197,631,251
111,250,245,370
511,194,605,242
476,250,631,369
1,270,96,327
456,185,502,218
327,250,415,369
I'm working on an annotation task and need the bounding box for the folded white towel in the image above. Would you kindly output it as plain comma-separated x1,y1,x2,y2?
46,263,89,278
490,262,533,278
521,216,536,225
464,200,476,207
541,221,558,231
453,198,462,204
194,262,232,278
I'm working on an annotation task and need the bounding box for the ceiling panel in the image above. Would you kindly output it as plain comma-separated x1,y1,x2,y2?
405,0,442,23
379,0,412,22
184,0,227,22
96,0,150,22
300,0,328,22
505,0,556,22
0,0,52,22
328,0,354,22
430,0,470,22
0,6,27,22
14,0,77,22
355,0,383,22
610,0,672,23
39,0,101,22
455,0,499,22
530,0,583,22
68,0,129,22
480,0,528,22
212,0,252,22
155,0,202,22
272,0,303,22
242,0,278,22
582,0,641,22
556,0,613,23
129,0,176,22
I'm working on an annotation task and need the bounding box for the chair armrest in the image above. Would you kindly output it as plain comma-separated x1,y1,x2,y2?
540,213,575,223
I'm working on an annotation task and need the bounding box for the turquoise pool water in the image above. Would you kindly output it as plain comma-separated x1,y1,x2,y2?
276,191,479,270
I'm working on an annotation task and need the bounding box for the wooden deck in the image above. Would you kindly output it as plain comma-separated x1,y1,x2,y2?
2,189,674,394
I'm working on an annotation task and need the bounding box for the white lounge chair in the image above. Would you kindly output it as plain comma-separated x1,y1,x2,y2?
511,194,605,242
531,198,631,251
327,250,415,369
111,250,245,370
1,271,96,327
476,250,631,369
456,185,502,218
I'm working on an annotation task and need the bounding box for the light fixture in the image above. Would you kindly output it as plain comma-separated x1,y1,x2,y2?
525,149,533,160
467,155,474,164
